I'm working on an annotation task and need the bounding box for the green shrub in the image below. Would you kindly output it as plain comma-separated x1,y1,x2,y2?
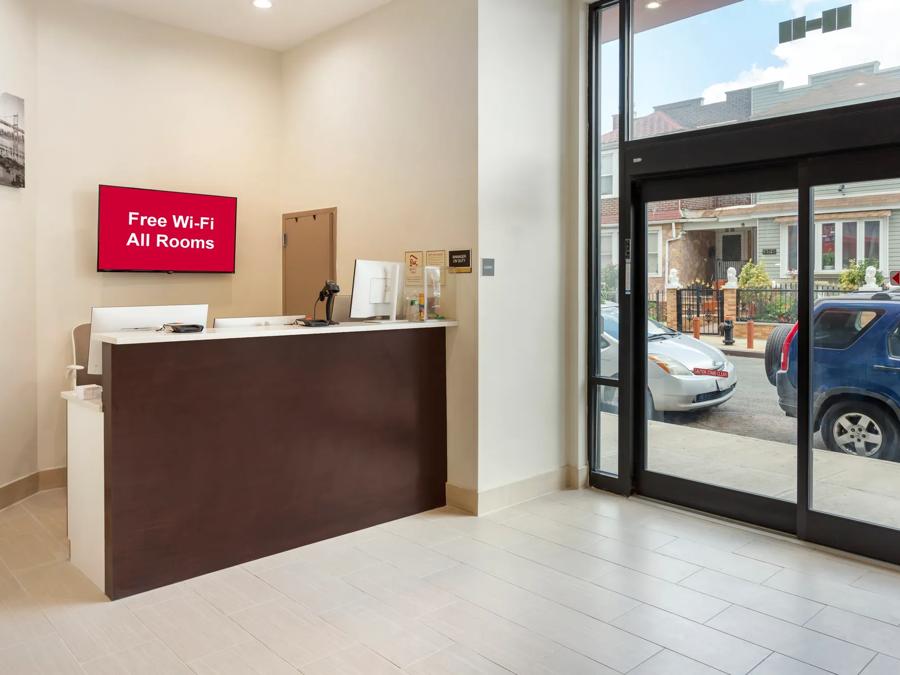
600,264,618,302
839,259,883,291
738,260,771,289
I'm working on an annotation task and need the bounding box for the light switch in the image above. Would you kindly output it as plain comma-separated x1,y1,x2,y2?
481,258,495,277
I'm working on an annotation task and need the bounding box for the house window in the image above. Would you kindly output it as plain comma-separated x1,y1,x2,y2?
816,219,884,273
783,220,886,275
600,152,615,196
648,229,661,276
599,230,617,269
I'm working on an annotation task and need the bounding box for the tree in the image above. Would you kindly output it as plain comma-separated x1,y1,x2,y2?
839,259,884,291
737,260,771,289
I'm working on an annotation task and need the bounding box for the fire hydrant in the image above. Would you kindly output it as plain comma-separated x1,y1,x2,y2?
722,319,735,346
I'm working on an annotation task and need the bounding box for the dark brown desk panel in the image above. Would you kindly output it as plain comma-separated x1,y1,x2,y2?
101,328,448,599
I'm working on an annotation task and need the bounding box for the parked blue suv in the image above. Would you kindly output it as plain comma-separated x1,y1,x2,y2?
767,291,900,461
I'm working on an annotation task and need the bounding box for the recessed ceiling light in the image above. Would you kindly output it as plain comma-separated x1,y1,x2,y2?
855,81,866,87
646,1,662,8
253,0,272,8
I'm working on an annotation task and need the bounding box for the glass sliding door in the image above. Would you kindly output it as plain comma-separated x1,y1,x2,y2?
633,168,800,533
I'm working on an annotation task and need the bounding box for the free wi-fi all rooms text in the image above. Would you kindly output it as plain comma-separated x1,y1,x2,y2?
124,211,217,250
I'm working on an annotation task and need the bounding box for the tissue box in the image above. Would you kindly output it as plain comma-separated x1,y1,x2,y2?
75,384,102,400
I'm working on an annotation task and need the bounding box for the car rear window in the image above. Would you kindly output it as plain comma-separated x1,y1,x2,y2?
814,309,882,349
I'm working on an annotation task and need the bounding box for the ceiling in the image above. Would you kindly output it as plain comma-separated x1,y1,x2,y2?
80,0,393,51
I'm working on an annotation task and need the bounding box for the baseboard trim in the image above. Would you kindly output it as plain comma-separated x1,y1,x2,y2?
0,468,67,511
446,466,574,516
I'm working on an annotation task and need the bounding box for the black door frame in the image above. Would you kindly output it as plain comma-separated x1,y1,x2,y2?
587,0,900,566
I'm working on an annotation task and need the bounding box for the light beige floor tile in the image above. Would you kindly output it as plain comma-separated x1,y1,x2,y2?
708,605,873,675
765,568,900,625
342,562,455,618
355,531,458,578
420,600,561,675
132,591,250,662
424,564,558,621
257,561,365,614
21,488,68,540
44,597,156,662
0,530,67,572
518,499,675,550
404,643,509,675
862,654,900,675
657,537,781,583
0,505,42,539
681,569,823,625
516,599,661,673
231,597,353,668
438,515,538,551
0,591,56,650
321,596,451,668
15,560,107,607
0,560,23,602
580,558,731,623
517,646,619,675
80,639,191,674
433,536,637,622
381,515,463,548
628,649,723,675
852,568,900,598
300,643,402,675
486,535,621,583
189,639,296,674
190,568,283,615
286,536,383,578
734,539,868,585
614,604,770,675
750,653,832,675
0,633,84,674
504,512,699,583
805,606,900,660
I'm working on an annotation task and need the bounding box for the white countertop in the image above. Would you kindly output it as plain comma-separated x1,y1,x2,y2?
94,319,458,346
61,390,103,412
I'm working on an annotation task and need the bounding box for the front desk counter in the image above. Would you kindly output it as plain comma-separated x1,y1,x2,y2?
64,320,456,600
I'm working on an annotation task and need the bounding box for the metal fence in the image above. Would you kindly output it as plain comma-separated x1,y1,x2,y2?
737,285,845,323
677,287,723,334
648,290,666,323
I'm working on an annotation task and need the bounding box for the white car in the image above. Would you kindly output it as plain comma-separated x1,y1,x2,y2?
600,304,737,414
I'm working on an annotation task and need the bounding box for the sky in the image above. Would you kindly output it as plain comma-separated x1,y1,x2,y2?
599,0,900,134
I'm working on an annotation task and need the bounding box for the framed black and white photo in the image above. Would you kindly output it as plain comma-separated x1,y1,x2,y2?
0,92,25,188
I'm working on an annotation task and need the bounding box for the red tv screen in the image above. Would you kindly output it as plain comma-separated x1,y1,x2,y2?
97,185,237,273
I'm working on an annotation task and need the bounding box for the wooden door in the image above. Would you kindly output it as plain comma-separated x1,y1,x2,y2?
282,208,337,317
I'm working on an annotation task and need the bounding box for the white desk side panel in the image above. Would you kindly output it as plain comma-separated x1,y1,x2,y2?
65,396,105,592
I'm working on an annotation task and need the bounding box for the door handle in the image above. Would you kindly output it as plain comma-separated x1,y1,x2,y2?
873,365,900,373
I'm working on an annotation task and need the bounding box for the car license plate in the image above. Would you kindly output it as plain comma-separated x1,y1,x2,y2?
693,367,728,378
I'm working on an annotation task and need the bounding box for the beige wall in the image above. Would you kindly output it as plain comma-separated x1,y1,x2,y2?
32,0,284,472
0,0,37,487
280,0,479,492
476,0,576,496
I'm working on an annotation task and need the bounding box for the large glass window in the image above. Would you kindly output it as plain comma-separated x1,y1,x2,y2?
630,1,900,140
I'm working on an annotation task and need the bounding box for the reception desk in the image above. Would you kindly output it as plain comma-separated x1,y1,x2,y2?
65,320,454,599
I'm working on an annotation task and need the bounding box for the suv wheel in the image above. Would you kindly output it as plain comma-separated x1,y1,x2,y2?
765,324,793,386
821,400,899,461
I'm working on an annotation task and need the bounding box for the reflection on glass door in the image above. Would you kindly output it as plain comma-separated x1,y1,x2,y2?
645,190,799,501
810,179,900,530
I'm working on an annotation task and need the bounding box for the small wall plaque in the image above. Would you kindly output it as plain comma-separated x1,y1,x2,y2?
448,249,472,274
762,248,778,256
481,258,495,277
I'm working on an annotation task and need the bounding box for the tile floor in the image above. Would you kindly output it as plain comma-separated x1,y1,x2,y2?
3,488,900,674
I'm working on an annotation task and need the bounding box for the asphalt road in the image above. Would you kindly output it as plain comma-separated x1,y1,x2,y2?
666,355,827,449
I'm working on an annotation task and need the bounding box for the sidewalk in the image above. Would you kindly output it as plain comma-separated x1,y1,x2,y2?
698,334,765,359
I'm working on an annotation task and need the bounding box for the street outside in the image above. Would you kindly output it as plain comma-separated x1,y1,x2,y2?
662,354,827,450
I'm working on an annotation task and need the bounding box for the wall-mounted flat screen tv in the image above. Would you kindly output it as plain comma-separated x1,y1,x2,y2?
97,185,237,273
